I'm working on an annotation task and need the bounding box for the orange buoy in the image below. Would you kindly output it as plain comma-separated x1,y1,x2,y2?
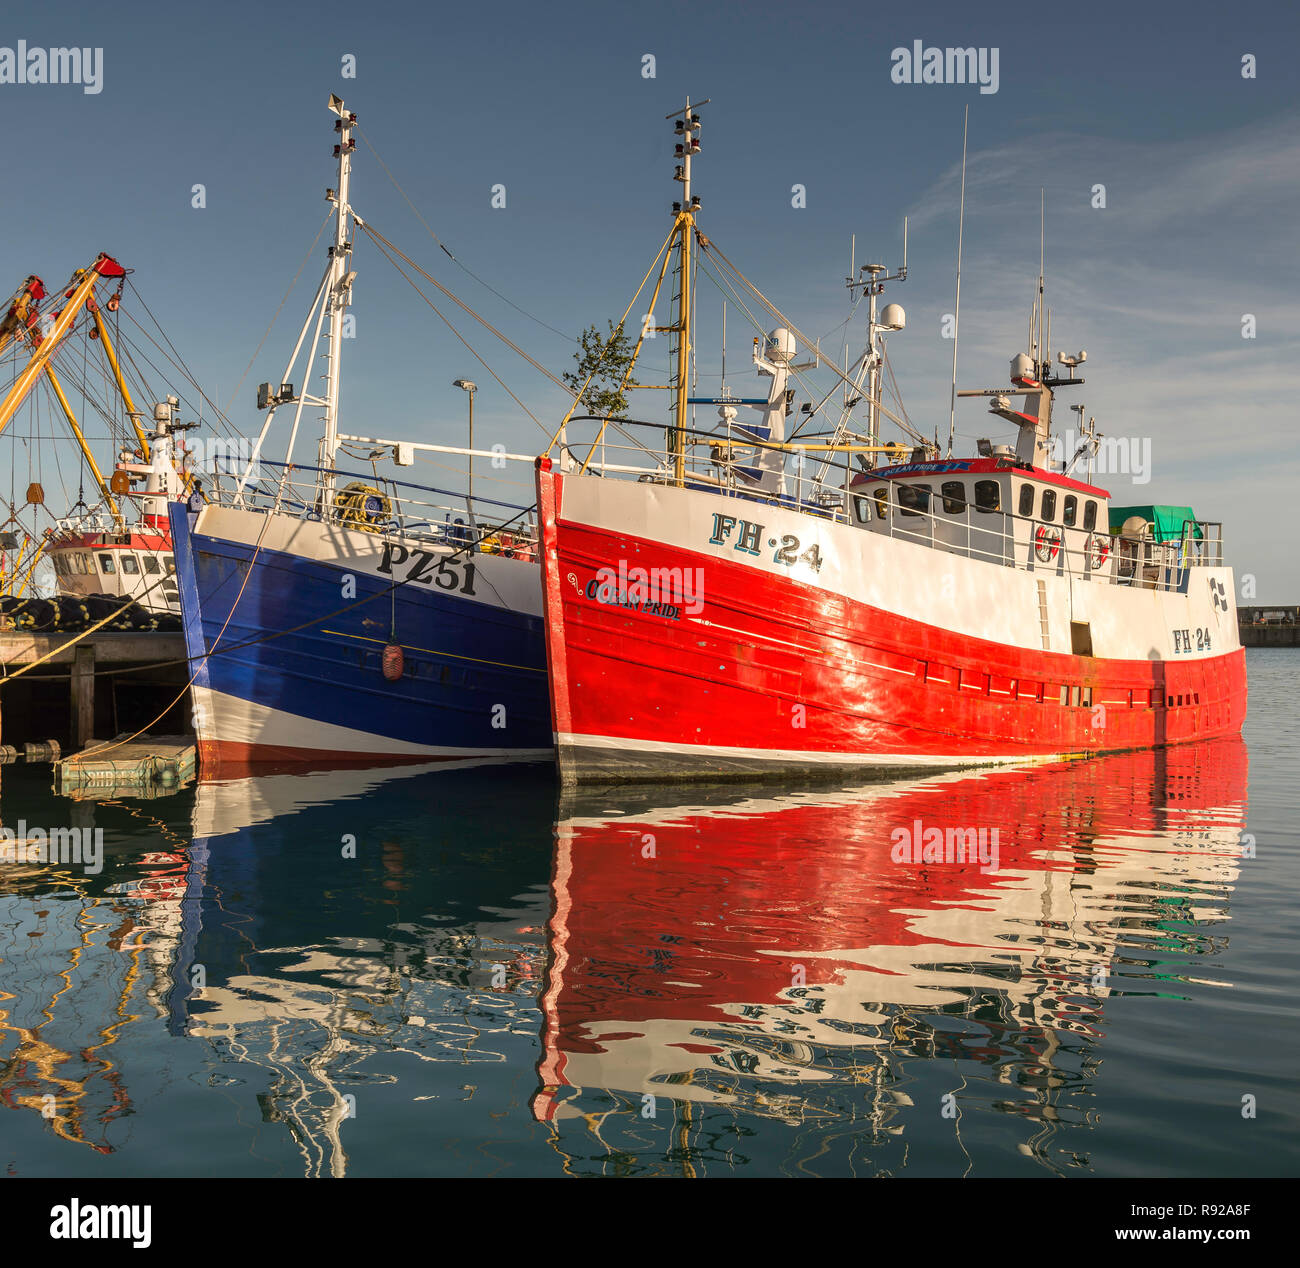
110,470,131,495
382,643,404,681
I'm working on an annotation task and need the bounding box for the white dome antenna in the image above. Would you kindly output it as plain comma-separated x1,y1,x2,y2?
765,328,796,363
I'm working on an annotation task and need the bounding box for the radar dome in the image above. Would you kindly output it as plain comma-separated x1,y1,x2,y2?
880,303,906,331
1010,352,1035,382
765,328,796,363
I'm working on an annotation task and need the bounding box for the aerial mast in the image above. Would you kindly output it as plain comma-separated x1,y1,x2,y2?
947,106,968,457
320,93,358,498
667,98,707,486
845,221,908,458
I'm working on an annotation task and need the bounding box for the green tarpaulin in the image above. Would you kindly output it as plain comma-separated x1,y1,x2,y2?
1108,505,1201,541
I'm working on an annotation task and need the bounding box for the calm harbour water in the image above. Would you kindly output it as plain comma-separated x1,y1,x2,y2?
1,649,1296,1178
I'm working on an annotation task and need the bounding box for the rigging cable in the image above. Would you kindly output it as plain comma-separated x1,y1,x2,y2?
357,127,576,345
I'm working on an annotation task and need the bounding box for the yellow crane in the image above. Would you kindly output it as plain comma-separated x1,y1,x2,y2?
0,256,132,596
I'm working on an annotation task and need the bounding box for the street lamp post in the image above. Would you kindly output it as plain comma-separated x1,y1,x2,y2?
453,379,477,528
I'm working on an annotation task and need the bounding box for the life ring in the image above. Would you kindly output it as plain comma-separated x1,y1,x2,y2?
1034,523,1062,562
1088,533,1111,570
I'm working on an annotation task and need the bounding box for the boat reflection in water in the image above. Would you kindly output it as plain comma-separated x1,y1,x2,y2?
0,799,193,1156
178,761,553,1178
0,738,1251,1175
534,738,1249,1175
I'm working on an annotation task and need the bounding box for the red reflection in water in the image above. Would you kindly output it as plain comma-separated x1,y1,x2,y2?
534,739,1248,1119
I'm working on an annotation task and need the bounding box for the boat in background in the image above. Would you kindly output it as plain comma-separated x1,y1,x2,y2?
536,104,1247,784
1,261,219,616
170,96,550,773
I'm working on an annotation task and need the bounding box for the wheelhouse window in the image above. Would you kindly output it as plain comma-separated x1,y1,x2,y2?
1083,500,1098,531
1041,489,1057,522
872,488,889,519
98,553,116,574
1063,495,1078,527
164,555,176,575
941,481,967,514
1018,484,1035,517
974,480,1001,513
143,554,161,574
897,483,933,518
121,554,141,575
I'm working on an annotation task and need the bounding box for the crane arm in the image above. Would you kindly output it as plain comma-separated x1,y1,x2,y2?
0,254,126,438
0,275,47,357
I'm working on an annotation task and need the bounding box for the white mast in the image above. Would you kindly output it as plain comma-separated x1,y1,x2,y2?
319,93,357,497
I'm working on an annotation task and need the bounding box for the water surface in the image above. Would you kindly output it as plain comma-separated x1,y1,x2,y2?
1,649,1296,1177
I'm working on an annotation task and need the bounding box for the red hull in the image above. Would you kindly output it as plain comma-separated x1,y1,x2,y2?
537,462,1247,784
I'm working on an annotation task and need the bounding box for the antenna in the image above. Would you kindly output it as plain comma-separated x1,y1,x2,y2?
720,299,727,397
946,106,968,458
1037,188,1045,376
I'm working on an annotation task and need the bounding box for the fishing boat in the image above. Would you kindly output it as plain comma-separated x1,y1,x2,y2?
1,261,206,617
535,104,1247,784
168,95,550,772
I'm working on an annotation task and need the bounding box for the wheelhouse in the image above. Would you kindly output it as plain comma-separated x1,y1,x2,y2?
849,457,1115,577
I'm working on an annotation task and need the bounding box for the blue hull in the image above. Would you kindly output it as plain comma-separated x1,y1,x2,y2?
168,502,551,767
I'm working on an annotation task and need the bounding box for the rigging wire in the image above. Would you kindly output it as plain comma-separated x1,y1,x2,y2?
222,210,332,415
359,220,575,399
699,237,927,447
362,228,548,434
357,127,577,345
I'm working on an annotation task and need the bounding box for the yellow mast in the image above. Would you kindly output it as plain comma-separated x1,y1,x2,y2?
0,276,46,359
672,208,691,486
668,98,707,487
0,266,105,436
44,366,123,525
91,305,151,460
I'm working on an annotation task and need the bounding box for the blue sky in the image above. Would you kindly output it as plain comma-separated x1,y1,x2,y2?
3,0,1298,596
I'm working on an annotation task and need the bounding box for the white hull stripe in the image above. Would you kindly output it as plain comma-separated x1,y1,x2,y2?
193,685,550,760
556,729,1071,769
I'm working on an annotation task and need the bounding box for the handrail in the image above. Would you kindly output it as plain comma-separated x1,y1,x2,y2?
207,456,541,558
553,417,1229,593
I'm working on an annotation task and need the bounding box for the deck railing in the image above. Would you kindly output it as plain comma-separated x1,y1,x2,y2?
555,420,1228,595
209,449,541,558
